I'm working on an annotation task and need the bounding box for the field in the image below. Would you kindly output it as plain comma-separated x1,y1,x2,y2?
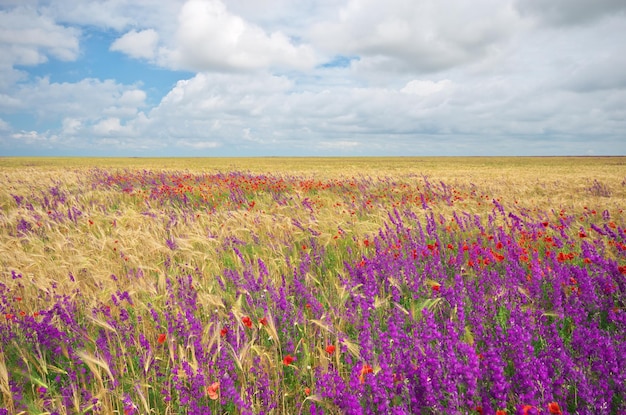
1,157,625,415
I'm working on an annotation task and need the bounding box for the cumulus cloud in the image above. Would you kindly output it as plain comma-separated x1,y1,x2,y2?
167,0,317,71
175,139,221,149
12,77,147,120
39,0,184,32
515,0,626,26
110,29,159,60
0,7,80,65
93,117,124,135
310,0,518,73
1,0,625,156
401,79,453,96
0,5,80,91
10,130,58,145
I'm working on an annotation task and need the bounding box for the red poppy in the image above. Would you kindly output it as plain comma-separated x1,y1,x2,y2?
283,354,295,365
359,363,373,384
157,333,166,344
304,387,311,396
220,327,228,337
495,411,506,415
206,382,220,400
259,317,268,326
548,402,562,414
522,405,533,415
242,316,252,328
325,344,336,354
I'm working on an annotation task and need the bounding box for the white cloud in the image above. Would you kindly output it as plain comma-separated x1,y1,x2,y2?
401,80,453,96
176,139,221,149
1,0,626,156
93,117,134,136
0,6,80,91
0,7,80,65
13,77,147,121
310,0,519,73
10,130,58,145
110,29,159,60
61,117,82,135
166,0,317,71
40,0,184,32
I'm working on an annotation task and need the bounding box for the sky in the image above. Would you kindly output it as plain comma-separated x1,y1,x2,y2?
1,0,625,157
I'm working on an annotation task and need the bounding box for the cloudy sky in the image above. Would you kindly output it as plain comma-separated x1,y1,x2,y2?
1,0,625,156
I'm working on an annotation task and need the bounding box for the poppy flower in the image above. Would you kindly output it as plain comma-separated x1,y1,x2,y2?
522,405,533,415
206,382,219,400
259,317,268,326
242,316,252,328
495,411,506,415
304,387,311,396
220,327,228,337
548,402,562,414
359,363,373,384
283,354,295,365
325,344,336,355
157,333,166,344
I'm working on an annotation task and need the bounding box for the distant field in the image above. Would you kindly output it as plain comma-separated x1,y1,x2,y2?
1,157,625,414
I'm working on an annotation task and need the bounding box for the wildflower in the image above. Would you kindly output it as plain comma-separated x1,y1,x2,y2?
242,316,252,328
157,333,167,344
432,284,440,292
304,387,311,396
283,354,295,365
359,363,373,384
206,382,220,400
325,344,336,355
259,317,268,326
220,327,228,337
495,411,506,415
548,402,562,414
522,405,533,415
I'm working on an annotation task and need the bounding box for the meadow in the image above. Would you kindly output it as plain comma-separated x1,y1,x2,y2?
0,157,625,415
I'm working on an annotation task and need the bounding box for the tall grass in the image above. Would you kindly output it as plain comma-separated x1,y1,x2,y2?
1,157,625,414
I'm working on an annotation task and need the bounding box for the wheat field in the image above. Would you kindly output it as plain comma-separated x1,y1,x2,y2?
1,157,625,415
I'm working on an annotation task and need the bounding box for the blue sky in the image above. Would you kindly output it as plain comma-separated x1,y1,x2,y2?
1,0,625,156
